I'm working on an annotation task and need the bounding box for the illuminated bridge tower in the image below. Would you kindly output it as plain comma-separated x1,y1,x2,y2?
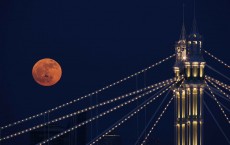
173,18,206,145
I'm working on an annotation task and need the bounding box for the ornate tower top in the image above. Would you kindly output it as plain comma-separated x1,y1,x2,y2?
186,0,204,63
191,0,198,35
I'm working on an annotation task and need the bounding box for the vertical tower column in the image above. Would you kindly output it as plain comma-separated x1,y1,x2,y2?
174,38,205,145
175,87,188,145
175,84,204,145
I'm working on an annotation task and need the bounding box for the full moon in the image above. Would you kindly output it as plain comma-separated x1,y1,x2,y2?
32,58,62,86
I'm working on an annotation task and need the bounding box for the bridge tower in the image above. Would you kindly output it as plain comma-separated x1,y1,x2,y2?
173,16,206,145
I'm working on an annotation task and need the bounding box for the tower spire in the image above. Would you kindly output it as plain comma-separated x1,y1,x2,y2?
192,0,198,34
180,4,186,40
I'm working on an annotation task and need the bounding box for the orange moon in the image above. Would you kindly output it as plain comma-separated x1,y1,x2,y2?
32,58,62,86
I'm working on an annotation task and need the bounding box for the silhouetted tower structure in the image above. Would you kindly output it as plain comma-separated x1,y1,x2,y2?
173,6,205,145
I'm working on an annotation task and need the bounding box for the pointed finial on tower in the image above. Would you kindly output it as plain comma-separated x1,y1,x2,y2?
180,3,186,40
183,3,185,27
192,0,198,34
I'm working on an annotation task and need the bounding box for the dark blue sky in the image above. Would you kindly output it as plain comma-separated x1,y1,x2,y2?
0,0,230,144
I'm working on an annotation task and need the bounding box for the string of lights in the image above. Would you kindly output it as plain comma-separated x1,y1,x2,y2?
218,101,230,113
37,81,179,145
134,90,171,145
206,65,230,81
0,78,173,131
207,87,230,103
140,80,184,145
0,81,174,142
88,91,170,145
205,81,230,124
203,49,230,68
205,78,230,100
0,54,175,131
87,79,182,145
140,97,173,145
205,75,230,90
205,90,230,113
87,87,174,145
204,101,230,144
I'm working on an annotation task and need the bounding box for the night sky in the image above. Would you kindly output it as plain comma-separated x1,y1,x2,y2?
0,0,230,145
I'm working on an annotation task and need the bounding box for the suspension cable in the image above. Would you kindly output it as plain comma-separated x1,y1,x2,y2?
205,81,230,124
203,49,230,69
37,82,178,145
134,90,171,145
219,102,230,113
0,55,175,131
140,96,173,145
0,80,173,142
135,79,183,145
87,82,177,145
206,65,230,81
0,78,173,131
1,83,173,143
206,88,230,103
205,78,230,100
204,101,230,144
87,79,182,145
205,75,230,90
205,91,230,113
